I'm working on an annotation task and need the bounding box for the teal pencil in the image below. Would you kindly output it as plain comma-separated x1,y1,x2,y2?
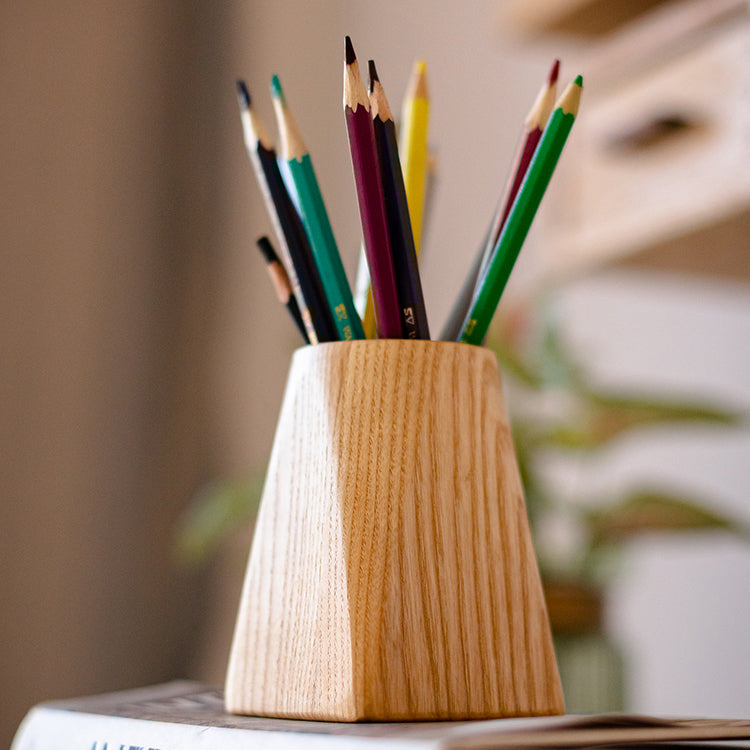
271,75,364,341
459,76,582,346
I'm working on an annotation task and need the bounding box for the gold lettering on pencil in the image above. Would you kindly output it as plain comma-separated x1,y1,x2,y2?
403,307,415,327
334,304,348,321
343,325,353,340
465,319,476,335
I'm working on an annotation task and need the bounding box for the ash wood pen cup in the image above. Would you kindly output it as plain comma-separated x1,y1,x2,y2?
225,339,564,721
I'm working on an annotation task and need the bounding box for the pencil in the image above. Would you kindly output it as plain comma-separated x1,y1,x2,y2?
399,60,430,256
256,235,310,344
236,80,337,343
421,149,438,249
343,36,401,339
438,228,489,342
368,60,429,340
459,75,583,346
440,59,560,342
353,248,377,338
479,59,559,281
356,60,430,338
271,75,364,341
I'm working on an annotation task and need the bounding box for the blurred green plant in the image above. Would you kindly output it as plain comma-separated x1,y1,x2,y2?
174,476,264,568
486,292,749,585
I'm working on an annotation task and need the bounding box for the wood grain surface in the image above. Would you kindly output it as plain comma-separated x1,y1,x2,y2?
225,340,563,721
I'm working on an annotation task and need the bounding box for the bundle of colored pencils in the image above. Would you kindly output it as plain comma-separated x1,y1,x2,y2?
237,37,582,347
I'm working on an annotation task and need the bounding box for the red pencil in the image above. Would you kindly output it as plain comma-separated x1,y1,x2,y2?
439,59,560,341
478,59,560,280
343,36,401,339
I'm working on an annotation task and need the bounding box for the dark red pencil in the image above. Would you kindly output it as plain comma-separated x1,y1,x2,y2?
343,36,401,339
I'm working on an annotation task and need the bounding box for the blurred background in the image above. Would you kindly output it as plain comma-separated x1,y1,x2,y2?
2,0,749,745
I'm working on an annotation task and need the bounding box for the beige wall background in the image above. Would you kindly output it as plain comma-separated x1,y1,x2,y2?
3,1,749,746
1,3,228,746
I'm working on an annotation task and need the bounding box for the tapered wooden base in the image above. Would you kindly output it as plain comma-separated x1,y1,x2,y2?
225,340,564,721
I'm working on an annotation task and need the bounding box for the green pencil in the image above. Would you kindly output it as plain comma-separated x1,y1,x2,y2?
271,75,364,341
459,75,582,346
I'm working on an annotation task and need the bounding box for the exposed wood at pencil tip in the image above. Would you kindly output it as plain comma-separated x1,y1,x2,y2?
270,75,307,161
525,61,560,131
343,40,370,113
556,76,583,117
407,60,428,100
236,81,274,151
367,61,394,123
267,262,293,304
257,237,293,304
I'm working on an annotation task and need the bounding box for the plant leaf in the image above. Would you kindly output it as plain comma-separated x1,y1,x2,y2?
174,478,263,567
535,392,739,449
485,332,542,388
588,491,747,545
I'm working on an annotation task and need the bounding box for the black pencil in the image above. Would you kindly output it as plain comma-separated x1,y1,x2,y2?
236,80,337,343
256,236,310,344
368,60,430,340
343,37,402,339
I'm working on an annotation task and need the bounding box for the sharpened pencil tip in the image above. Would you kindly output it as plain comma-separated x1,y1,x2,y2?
345,36,356,65
408,60,428,99
574,74,583,87
256,235,276,264
270,74,284,102
236,79,251,108
367,59,379,92
548,59,560,86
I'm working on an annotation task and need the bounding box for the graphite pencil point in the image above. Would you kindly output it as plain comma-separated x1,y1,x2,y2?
345,36,356,65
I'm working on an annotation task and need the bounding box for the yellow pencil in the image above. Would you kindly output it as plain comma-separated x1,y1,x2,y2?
353,248,377,338
399,60,429,256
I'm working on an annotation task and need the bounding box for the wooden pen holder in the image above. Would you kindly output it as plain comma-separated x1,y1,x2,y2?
225,340,564,721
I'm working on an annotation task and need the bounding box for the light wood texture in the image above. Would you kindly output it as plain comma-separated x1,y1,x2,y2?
225,340,563,721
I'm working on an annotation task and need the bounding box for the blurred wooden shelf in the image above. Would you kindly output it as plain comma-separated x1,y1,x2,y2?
609,208,750,282
497,0,744,40
498,0,670,39
510,0,750,283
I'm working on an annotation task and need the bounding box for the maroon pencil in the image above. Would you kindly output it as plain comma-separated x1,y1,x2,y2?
343,36,401,339
439,59,560,342
478,59,560,279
